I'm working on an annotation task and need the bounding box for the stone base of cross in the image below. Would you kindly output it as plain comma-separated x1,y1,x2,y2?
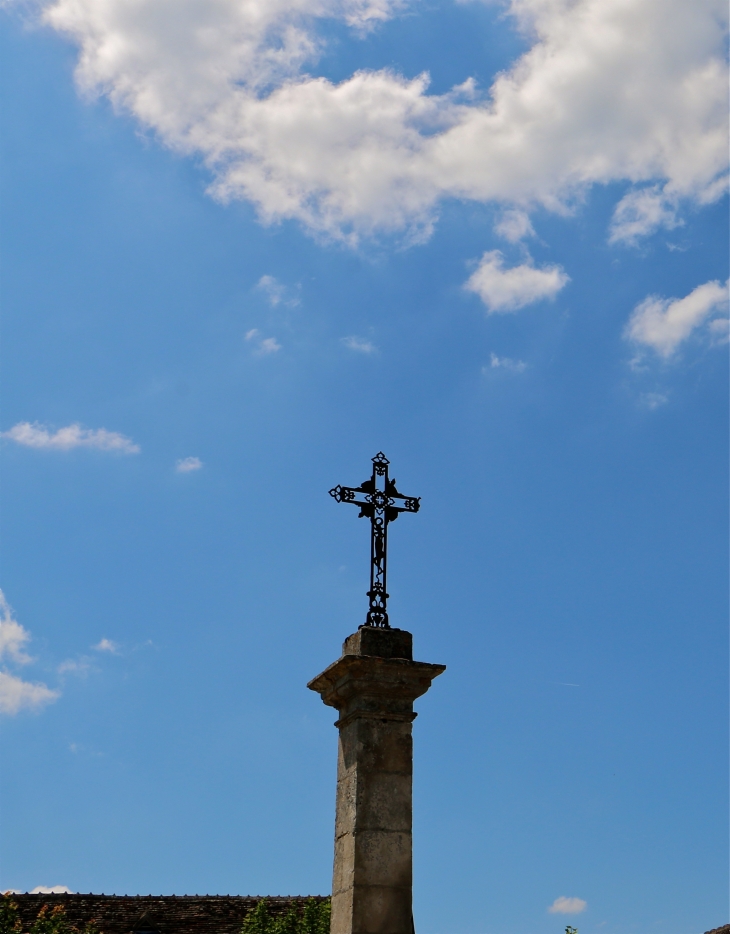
309,626,445,934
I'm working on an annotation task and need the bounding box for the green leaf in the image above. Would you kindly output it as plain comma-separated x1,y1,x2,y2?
241,899,271,934
270,907,298,934
0,896,21,934
30,905,73,934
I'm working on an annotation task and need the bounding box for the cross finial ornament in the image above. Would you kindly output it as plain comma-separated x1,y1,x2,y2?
329,453,420,629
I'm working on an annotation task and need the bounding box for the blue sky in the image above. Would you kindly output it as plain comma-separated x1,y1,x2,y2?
0,1,727,932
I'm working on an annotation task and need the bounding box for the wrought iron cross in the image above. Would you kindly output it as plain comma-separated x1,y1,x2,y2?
329,452,420,629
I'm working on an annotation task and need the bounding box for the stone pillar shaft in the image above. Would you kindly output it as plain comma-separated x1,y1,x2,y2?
308,627,445,934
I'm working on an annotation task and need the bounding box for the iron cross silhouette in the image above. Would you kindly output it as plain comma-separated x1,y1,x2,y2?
329,452,420,629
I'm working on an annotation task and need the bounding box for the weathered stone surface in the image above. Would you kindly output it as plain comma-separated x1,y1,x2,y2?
343,627,413,661
351,884,412,934
355,771,411,831
308,627,445,934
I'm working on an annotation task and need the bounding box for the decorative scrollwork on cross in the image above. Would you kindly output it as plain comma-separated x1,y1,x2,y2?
329,453,420,629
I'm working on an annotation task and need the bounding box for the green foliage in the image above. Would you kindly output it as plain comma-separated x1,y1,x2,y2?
26,905,101,934
240,898,331,934
30,906,73,934
0,896,21,934
272,907,299,934
300,898,329,934
242,899,272,934
565,927,578,934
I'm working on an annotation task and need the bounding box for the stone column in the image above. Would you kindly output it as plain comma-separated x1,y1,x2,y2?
308,627,445,934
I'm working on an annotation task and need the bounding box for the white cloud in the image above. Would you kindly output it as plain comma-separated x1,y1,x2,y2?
708,316,730,344
609,186,681,246
176,456,203,473
93,638,119,653
258,337,282,354
625,279,728,356
245,329,281,354
640,391,669,410
1,422,140,454
465,251,569,313
494,209,535,243
256,274,300,306
548,896,587,915
0,591,33,665
697,172,729,204
24,0,727,242
341,335,377,353
58,657,92,675
486,352,527,372
0,672,59,716
0,592,60,714
29,887,74,895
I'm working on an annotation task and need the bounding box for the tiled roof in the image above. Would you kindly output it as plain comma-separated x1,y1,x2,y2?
11,895,726,934
12,894,328,933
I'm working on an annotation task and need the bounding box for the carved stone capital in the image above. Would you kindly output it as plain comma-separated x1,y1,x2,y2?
308,655,445,725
